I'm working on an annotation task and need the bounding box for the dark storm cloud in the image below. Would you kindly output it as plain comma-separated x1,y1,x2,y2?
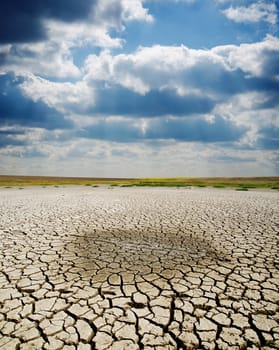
0,73,73,129
0,0,96,43
77,116,246,143
93,86,214,117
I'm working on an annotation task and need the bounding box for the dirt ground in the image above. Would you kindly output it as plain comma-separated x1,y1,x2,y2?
0,186,278,349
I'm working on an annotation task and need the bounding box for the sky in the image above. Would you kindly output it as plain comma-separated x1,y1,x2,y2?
0,0,278,177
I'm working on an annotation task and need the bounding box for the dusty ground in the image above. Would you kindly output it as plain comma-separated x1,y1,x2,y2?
0,186,278,350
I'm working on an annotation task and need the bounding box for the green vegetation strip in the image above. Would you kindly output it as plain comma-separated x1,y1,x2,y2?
0,175,278,189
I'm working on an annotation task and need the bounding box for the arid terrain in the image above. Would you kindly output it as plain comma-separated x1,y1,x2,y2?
0,186,278,349
0,175,278,189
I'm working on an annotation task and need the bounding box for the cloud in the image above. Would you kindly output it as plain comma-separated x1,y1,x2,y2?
1,135,277,177
0,128,26,148
0,0,153,45
0,0,153,77
0,0,96,44
19,73,94,113
145,116,246,142
222,1,277,25
216,35,279,78
0,73,73,130
119,0,153,23
77,118,141,142
1,34,277,166
257,125,279,149
84,44,233,95
151,0,198,3
93,86,214,117
213,154,256,163
174,0,197,3
0,1,278,177
77,115,246,143
15,36,278,149
0,41,80,78
212,90,279,152
85,36,279,96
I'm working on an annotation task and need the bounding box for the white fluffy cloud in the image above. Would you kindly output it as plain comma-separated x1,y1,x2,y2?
120,0,153,22
0,41,80,78
84,35,279,94
222,1,277,25
19,74,94,114
84,44,227,94
214,91,279,146
213,34,279,78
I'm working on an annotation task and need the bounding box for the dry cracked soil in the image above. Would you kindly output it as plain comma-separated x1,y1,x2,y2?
0,186,278,350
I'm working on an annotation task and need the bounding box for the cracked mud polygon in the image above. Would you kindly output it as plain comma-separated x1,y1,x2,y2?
0,186,278,349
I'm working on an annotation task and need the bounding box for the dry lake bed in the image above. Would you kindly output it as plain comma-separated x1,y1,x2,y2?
0,186,278,350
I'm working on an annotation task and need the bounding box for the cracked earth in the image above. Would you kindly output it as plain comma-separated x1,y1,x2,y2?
0,186,278,350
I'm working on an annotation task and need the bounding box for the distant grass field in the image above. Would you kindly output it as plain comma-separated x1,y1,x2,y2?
0,175,278,189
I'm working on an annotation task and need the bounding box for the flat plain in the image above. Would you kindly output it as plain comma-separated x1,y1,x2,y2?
0,175,278,189
0,186,278,349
